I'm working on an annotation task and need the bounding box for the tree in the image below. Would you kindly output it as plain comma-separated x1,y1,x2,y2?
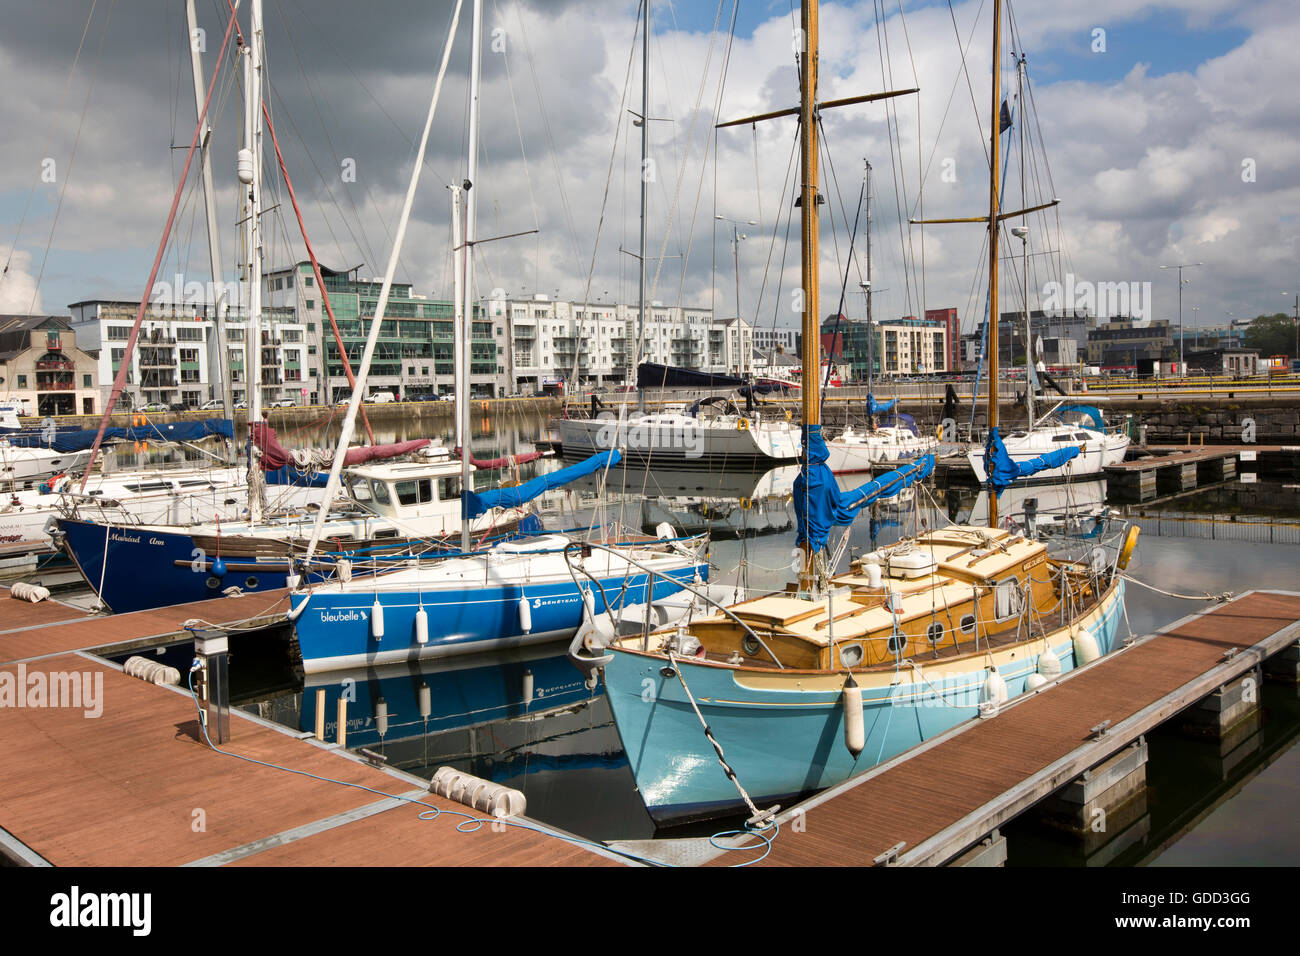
1243,313,1297,359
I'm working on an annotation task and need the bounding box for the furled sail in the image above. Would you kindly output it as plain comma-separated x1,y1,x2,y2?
982,426,1080,491
2,418,234,452
866,394,896,415
794,424,935,552
637,362,746,390
462,449,622,518
251,422,430,471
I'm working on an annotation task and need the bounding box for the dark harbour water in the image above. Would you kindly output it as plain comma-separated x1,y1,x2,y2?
97,412,1300,863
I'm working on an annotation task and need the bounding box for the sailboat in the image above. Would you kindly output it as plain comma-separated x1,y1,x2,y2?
824,162,939,476
963,55,1128,483
51,2,517,613
284,0,711,675
556,0,801,475
573,0,1136,826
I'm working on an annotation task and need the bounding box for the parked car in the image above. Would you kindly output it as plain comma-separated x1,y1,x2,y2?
266,399,296,408
438,393,456,402
233,400,248,410
368,391,397,404
138,402,169,413
200,399,225,411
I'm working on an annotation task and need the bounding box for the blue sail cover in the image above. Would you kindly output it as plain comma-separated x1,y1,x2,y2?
463,449,622,519
867,394,896,415
983,426,1080,491
794,424,935,552
1054,404,1105,432
265,464,330,488
876,412,918,436
2,418,234,452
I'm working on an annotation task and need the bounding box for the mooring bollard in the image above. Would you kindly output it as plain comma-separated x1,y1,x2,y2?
337,695,348,748
315,688,326,741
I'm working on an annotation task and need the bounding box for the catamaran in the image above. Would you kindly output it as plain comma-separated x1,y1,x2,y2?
572,0,1136,826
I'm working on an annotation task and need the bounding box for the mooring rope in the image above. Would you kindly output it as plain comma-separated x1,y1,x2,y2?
1120,572,1234,603
667,650,776,828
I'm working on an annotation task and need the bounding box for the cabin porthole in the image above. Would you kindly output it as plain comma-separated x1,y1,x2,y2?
887,633,908,655
926,622,945,644
205,576,221,589
245,576,259,589
839,643,864,668
741,635,762,657
960,614,976,634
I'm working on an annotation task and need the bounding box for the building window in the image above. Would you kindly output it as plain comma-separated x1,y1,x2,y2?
305,300,315,310
82,374,92,388
305,277,313,287
17,375,27,388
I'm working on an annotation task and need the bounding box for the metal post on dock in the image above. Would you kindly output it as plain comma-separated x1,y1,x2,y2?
192,628,231,745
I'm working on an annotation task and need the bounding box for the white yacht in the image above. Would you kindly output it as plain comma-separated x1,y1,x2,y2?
967,402,1130,483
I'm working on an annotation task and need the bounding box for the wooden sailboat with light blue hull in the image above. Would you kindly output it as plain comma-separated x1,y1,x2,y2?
576,0,1139,829
597,530,1127,825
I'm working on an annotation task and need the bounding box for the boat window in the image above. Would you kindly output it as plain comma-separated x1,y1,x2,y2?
959,613,976,634
437,477,461,501
371,480,391,505
373,528,398,539
1074,432,1092,441
180,480,210,488
994,579,1023,621
926,622,945,644
1051,434,1074,443
350,477,372,502
839,643,864,668
887,632,907,655
395,479,434,505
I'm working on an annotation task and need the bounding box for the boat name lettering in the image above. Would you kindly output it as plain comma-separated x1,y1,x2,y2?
319,609,368,623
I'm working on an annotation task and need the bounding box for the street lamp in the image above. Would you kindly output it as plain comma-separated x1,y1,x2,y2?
1160,261,1202,373
716,215,757,377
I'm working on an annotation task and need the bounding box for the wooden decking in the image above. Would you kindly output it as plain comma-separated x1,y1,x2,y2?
0,588,623,867
0,585,291,662
699,589,1300,867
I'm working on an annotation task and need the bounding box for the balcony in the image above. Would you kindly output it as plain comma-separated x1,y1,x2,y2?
35,359,74,371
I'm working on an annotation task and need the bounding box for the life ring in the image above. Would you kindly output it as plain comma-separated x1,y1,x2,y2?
935,423,944,441
1117,525,1140,570
737,418,749,431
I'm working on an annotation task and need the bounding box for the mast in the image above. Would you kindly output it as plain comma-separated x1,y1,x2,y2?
798,0,821,581
301,0,463,567
1017,53,1034,430
865,159,872,398
185,0,233,422
636,0,649,414
460,0,482,553
241,0,266,523
986,0,1002,529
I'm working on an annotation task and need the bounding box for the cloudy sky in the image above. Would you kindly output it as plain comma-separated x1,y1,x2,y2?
0,0,1296,342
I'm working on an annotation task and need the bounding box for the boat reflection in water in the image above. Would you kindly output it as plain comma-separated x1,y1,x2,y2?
946,479,1111,544
300,644,600,755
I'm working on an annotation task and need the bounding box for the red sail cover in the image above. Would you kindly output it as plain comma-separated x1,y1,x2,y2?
453,446,543,469
251,422,429,470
